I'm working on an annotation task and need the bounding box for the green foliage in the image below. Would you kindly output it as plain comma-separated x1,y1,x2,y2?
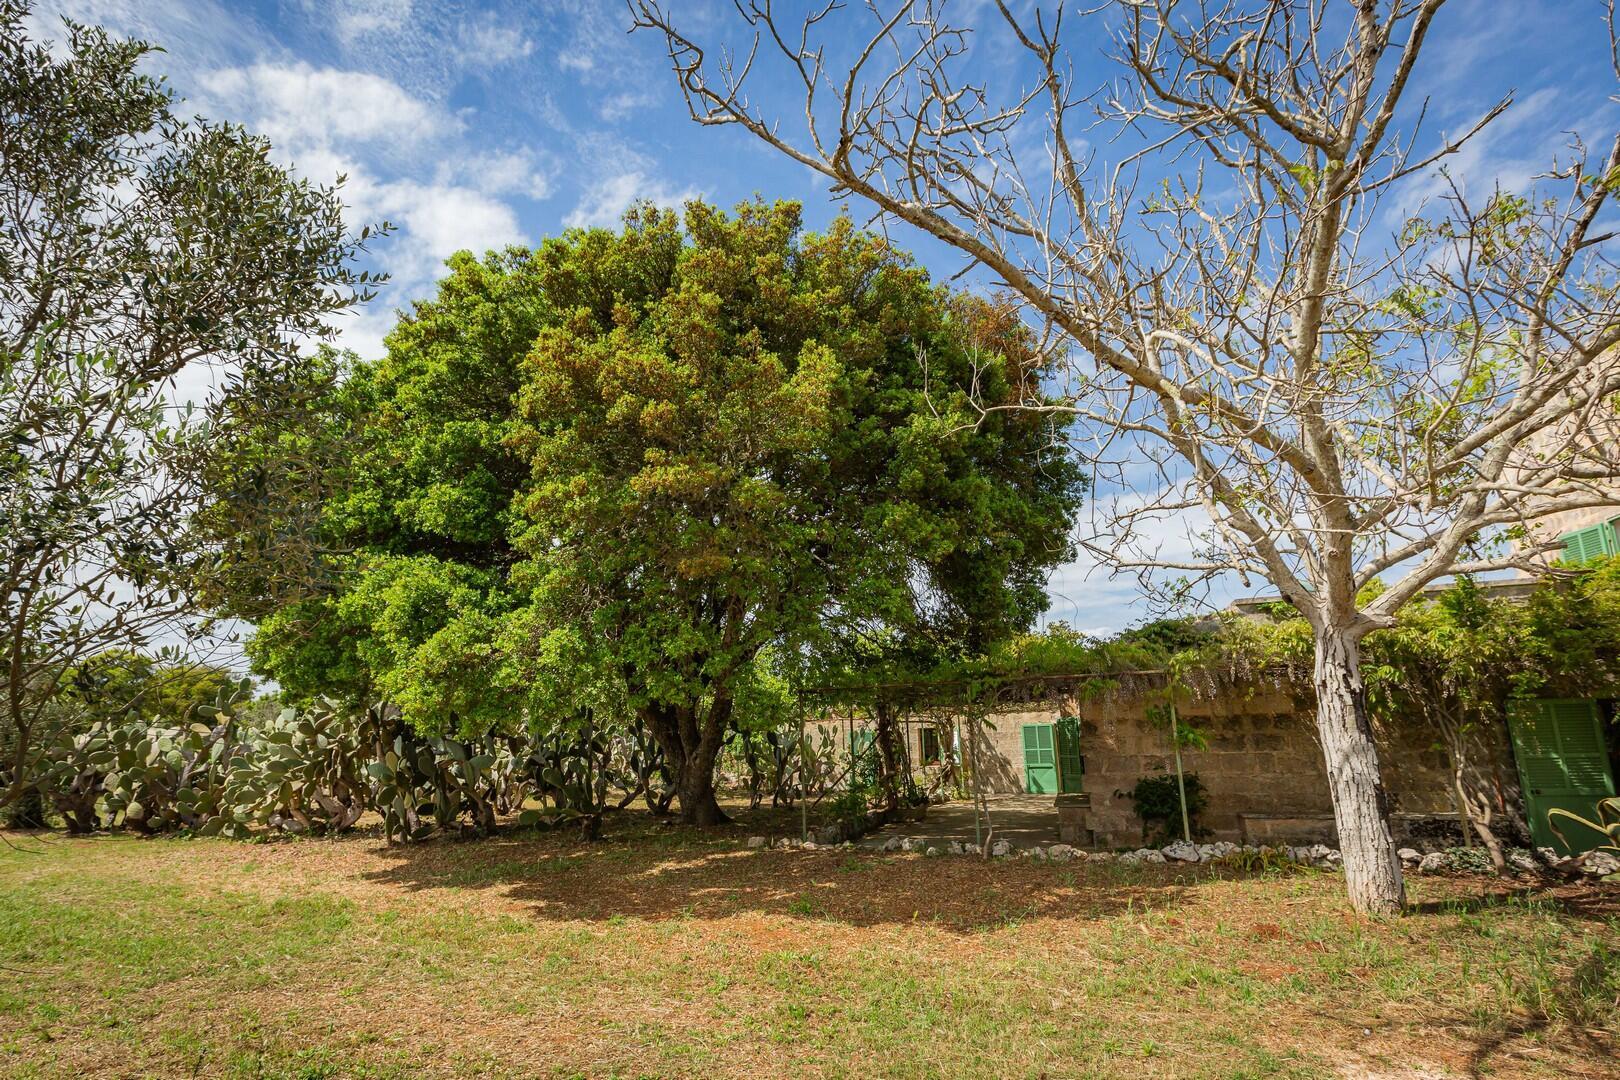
1129,770,1207,845
40,679,255,835
0,0,382,809
1547,797,1620,860
222,198,1083,824
36,695,558,841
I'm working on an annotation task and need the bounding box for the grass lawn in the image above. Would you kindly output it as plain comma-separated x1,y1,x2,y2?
0,807,1616,1080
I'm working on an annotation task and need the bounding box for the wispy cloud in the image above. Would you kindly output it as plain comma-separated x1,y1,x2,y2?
564,169,702,230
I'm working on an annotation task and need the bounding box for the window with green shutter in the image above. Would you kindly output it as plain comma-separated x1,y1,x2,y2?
1055,716,1084,794
1560,521,1619,565
918,725,942,766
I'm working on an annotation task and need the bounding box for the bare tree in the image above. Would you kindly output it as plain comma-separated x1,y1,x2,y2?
631,0,1620,913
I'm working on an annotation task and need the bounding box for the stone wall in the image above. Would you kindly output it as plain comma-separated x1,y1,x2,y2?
814,683,1525,849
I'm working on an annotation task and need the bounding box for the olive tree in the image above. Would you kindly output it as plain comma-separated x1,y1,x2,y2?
632,0,1620,911
0,1,382,808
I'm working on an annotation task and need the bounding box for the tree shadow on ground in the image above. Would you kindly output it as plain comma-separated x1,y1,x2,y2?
1454,942,1618,1079
354,809,1198,932
1405,877,1620,924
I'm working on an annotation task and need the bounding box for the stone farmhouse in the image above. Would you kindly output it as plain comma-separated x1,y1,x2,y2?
816,569,1620,857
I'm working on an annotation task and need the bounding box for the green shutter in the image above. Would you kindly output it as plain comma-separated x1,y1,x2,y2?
1561,523,1619,565
1508,698,1617,854
1022,723,1057,794
1056,716,1084,794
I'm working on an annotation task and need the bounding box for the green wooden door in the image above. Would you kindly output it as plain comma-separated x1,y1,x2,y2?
1508,699,1616,854
1022,723,1057,794
1055,716,1084,794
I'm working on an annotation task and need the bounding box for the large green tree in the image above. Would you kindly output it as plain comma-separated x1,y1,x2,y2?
508,201,1081,823
230,200,1083,824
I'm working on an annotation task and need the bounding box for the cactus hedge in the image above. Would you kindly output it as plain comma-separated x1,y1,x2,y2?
31,689,667,841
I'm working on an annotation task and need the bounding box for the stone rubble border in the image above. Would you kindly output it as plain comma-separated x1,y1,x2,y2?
741,833,1620,878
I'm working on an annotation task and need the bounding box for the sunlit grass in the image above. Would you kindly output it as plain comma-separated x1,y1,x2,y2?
0,822,1614,1079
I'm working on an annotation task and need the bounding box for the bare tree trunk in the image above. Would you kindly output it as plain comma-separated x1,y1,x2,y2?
1314,626,1405,915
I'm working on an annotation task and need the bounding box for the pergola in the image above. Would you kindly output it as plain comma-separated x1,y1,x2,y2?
790,667,1188,846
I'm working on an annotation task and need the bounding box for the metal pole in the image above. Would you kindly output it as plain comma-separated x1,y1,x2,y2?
1171,699,1191,844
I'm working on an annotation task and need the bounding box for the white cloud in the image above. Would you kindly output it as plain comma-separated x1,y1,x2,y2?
438,148,555,202
378,180,526,261
198,62,456,151
194,58,530,357
328,0,415,44
30,0,259,78
598,89,656,123
564,170,702,229
457,14,535,65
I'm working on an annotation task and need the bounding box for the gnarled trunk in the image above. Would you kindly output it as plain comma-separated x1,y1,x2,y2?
873,701,903,812
641,697,732,827
1314,625,1405,915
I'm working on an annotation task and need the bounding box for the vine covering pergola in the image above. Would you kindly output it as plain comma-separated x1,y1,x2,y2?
788,656,1300,846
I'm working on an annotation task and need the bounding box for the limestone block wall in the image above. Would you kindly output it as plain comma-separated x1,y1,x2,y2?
809,684,1524,848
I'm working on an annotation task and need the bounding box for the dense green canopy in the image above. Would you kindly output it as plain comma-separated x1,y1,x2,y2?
223,200,1085,823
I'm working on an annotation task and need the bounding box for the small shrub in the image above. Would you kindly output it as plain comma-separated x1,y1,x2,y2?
1128,770,1207,845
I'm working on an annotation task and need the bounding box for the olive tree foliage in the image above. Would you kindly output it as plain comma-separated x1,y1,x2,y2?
0,2,383,808
631,0,1620,912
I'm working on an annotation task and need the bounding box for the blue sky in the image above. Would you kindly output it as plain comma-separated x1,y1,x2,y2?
27,0,1620,638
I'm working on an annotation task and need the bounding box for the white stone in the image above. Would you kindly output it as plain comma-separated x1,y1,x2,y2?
802,841,817,850
1133,848,1166,863
1161,839,1200,862
746,836,766,849
1089,851,1115,862
991,839,1013,857
1582,850,1620,877
1508,850,1538,874
1418,851,1448,874
1397,847,1422,865
925,846,940,857
1047,844,1077,862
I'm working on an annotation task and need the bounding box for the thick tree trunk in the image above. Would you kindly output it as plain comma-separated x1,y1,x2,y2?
1313,625,1406,915
676,760,728,825
641,699,732,827
874,701,902,812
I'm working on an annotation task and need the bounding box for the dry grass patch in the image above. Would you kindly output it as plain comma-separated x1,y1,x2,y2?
0,811,1615,1079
